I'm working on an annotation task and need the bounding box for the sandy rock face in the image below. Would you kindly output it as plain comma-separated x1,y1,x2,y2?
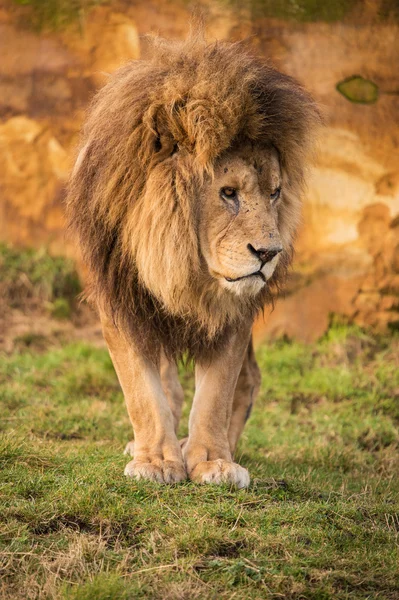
62,8,140,86
253,15,399,340
0,116,69,254
0,2,398,338
0,7,140,256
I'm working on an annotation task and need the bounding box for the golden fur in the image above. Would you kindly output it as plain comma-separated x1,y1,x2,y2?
67,32,319,360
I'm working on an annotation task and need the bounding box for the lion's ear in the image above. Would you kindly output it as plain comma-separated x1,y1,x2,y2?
154,129,176,162
155,133,179,157
145,106,179,163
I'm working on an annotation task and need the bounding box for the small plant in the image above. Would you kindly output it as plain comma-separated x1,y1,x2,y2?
12,0,105,31
336,74,399,104
336,75,379,104
0,243,81,311
250,0,356,22
51,297,73,319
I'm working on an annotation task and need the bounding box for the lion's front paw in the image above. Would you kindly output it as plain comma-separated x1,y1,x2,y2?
124,458,187,484
189,459,250,489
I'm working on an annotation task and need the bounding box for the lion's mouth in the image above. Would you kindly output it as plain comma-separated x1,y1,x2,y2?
225,270,266,283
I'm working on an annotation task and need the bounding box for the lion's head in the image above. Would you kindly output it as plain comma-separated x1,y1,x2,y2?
67,32,319,358
199,143,290,297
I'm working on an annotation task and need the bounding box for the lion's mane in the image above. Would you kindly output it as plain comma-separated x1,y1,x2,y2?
67,32,319,360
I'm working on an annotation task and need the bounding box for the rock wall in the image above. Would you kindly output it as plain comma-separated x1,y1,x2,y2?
0,2,140,256
1,0,398,339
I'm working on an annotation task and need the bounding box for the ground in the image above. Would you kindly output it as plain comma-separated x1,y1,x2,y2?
1,322,398,599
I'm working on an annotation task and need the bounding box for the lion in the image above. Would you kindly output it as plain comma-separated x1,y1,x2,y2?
67,30,319,488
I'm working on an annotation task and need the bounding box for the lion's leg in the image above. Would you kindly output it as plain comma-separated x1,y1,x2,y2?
228,336,261,457
101,313,186,483
124,353,184,456
160,351,184,433
183,324,252,488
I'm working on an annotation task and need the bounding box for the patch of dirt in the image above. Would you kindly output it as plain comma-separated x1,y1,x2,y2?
208,539,247,558
0,302,103,353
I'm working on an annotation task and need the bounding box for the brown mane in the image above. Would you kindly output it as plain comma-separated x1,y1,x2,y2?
66,32,319,360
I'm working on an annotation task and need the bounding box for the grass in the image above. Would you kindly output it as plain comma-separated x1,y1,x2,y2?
1,324,399,599
225,0,399,23
12,0,399,33
249,0,356,23
0,244,81,316
11,0,105,31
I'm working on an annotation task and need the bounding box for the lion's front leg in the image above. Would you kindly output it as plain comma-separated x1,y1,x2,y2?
101,313,186,484
183,325,252,489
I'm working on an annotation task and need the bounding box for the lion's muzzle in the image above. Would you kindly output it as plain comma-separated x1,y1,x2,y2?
247,243,283,265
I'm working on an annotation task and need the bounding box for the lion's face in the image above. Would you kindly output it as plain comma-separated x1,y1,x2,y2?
199,145,284,297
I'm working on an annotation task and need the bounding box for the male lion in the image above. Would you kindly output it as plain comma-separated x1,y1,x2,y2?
67,32,319,488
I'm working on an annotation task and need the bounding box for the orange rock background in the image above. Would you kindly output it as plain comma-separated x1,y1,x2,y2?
1,0,398,341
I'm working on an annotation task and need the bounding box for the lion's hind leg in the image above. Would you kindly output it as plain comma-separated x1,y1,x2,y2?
160,351,184,433
228,336,261,456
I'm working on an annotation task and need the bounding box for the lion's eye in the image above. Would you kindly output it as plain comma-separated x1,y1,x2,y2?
220,187,237,200
220,187,239,214
270,187,281,202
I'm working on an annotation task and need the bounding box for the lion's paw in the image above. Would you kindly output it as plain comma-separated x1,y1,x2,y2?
124,459,187,484
179,437,188,450
189,459,250,489
123,440,135,456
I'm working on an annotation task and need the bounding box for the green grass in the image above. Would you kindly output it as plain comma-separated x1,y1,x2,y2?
225,0,399,23
0,244,81,314
11,0,105,31
249,0,356,23
1,325,399,599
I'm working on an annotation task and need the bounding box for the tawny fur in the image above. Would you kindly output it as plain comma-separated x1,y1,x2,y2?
66,31,319,360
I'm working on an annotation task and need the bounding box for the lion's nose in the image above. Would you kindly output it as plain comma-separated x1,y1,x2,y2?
247,243,283,264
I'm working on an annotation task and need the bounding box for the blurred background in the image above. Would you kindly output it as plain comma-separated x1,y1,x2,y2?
1,0,399,349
